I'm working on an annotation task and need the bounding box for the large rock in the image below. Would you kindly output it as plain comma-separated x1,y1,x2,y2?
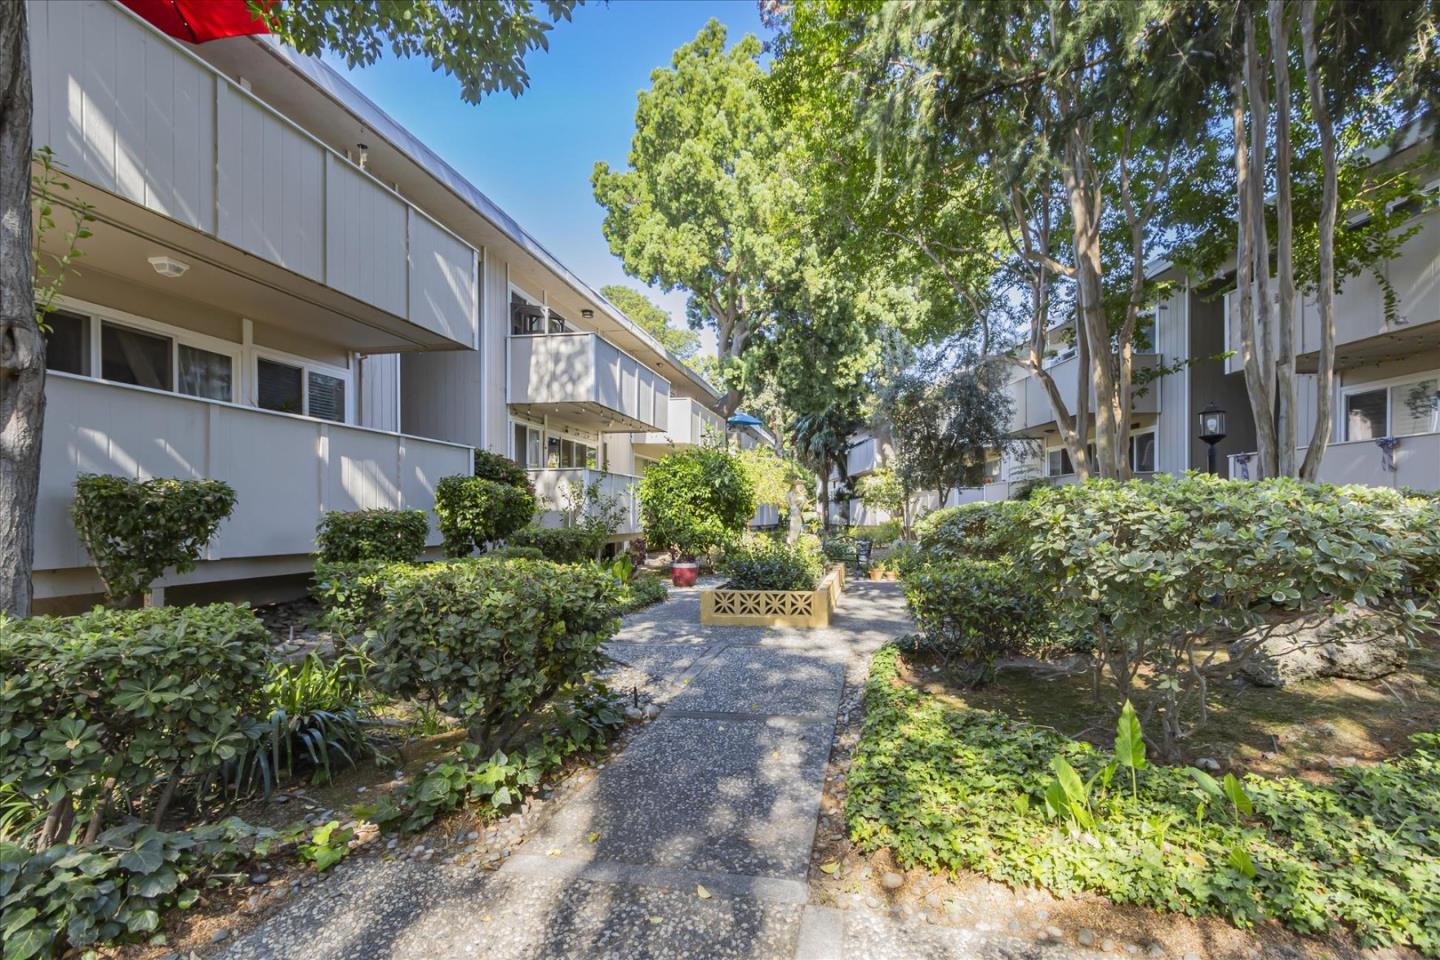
1239,609,1409,686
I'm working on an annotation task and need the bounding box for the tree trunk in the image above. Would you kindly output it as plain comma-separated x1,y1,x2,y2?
1,2,40,618
1270,0,1298,478
1298,0,1338,480
1231,65,1278,479
1244,9,1280,478
819,473,830,534
785,481,803,544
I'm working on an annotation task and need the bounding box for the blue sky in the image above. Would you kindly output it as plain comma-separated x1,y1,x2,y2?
326,0,772,359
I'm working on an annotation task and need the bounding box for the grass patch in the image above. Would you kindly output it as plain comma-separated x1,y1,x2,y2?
848,645,1440,955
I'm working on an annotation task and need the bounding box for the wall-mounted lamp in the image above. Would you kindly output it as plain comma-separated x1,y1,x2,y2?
356,142,369,170
147,255,189,279
581,308,594,319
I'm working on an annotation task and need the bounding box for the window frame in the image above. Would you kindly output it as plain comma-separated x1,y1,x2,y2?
509,417,545,468
1046,445,1074,478
48,295,241,404
508,282,547,336
1340,370,1440,442
1129,427,1158,474
250,346,353,424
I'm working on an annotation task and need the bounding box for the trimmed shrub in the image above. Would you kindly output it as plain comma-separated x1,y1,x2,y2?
71,474,236,604
720,538,824,592
638,447,754,560
618,574,669,613
433,475,536,557
1025,475,1440,753
915,499,1032,560
367,559,619,750
902,558,1053,678
473,448,533,493
311,560,395,636
507,525,605,564
820,536,858,565
490,545,547,562
0,605,271,843
315,509,428,563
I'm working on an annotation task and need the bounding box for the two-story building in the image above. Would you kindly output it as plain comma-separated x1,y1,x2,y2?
28,0,727,608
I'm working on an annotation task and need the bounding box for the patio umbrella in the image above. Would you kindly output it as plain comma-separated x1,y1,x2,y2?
119,0,272,44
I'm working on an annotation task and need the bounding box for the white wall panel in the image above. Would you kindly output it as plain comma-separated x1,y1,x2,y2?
409,213,476,347
325,155,407,315
359,353,401,434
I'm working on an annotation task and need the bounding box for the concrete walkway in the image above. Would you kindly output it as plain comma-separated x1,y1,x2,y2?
218,582,1074,959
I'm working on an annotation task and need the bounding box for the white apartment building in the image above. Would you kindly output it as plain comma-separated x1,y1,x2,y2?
831,173,1438,523
27,0,727,608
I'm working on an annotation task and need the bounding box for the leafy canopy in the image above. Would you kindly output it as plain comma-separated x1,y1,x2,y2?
600,284,700,362
255,0,580,102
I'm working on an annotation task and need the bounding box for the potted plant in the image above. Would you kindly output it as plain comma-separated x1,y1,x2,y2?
637,448,755,587
866,559,898,582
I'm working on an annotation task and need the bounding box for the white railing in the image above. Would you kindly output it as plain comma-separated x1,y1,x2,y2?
528,468,642,536
632,395,724,449
35,374,473,574
28,0,477,347
508,333,670,432
1298,433,1440,491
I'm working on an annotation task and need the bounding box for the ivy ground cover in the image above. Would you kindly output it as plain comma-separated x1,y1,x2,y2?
847,645,1440,955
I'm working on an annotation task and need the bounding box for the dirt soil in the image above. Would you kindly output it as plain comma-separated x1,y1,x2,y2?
807,642,1436,960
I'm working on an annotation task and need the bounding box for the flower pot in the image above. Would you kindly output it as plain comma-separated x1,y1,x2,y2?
671,562,699,587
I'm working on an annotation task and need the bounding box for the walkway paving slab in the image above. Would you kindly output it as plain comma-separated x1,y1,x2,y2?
664,647,845,718
522,715,833,880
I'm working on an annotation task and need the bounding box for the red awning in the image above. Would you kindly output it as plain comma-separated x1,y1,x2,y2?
119,0,272,44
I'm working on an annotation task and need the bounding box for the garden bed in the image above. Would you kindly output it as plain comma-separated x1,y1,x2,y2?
700,563,846,627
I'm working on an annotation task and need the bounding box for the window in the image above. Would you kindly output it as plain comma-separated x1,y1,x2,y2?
983,458,1002,484
547,310,569,334
178,344,233,402
257,358,303,415
1130,431,1156,473
44,310,90,375
1344,375,1440,441
1047,447,1074,477
307,371,345,423
512,422,542,467
510,291,544,335
101,322,172,390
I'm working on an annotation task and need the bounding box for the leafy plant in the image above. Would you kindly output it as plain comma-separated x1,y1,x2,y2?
489,545,546,561
719,537,823,591
616,574,669,614
507,525,606,564
315,509,428,564
234,653,377,796
298,820,354,872
0,605,271,846
0,817,284,958
637,447,755,561
848,645,1440,953
472,448,534,493
366,558,619,752
433,475,536,557
31,145,96,327
311,559,396,636
70,475,236,605
1115,700,1147,801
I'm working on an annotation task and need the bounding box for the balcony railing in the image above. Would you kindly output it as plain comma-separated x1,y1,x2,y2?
35,374,472,578
632,395,724,453
509,333,670,433
29,0,477,349
528,468,642,537
1010,354,1162,431
1298,433,1440,491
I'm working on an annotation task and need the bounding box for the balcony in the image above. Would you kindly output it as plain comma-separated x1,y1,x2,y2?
34,374,472,594
1298,433,1440,491
509,333,670,433
1011,354,1162,431
28,0,478,352
528,468,641,537
631,395,724,457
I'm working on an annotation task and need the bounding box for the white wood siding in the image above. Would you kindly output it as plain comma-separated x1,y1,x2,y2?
31,0,216,232
324,155,408,316
359,354,401,433
36,375,470,572
408,213,477,348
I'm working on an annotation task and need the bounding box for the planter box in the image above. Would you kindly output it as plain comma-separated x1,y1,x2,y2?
699,564,846,628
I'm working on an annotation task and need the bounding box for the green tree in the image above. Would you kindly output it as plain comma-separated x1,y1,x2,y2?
0,0,575,617
593,20,795,414
600,284,700,362
638,447,754,561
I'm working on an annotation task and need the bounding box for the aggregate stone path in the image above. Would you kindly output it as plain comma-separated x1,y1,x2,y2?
218,582,1085,960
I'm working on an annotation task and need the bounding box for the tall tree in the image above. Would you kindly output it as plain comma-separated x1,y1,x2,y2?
0,0,578,616
593,20,795,415
599,284,701,363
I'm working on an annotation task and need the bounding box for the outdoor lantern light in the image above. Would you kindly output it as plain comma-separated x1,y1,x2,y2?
581,308,595,319
1198,401,1227,475
147,255,189,279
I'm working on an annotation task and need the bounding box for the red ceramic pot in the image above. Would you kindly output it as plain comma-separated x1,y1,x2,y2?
671,561,699,587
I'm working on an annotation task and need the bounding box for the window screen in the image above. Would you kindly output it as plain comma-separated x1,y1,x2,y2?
178,345,232,402
44,309,89,375
101,322,171,390
511,293,544,335
1344,389,1387,441
1391,378,1439,437
1131,432,1156,473
307,371,345,423
1048,448,1074,477
257,358,303,414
